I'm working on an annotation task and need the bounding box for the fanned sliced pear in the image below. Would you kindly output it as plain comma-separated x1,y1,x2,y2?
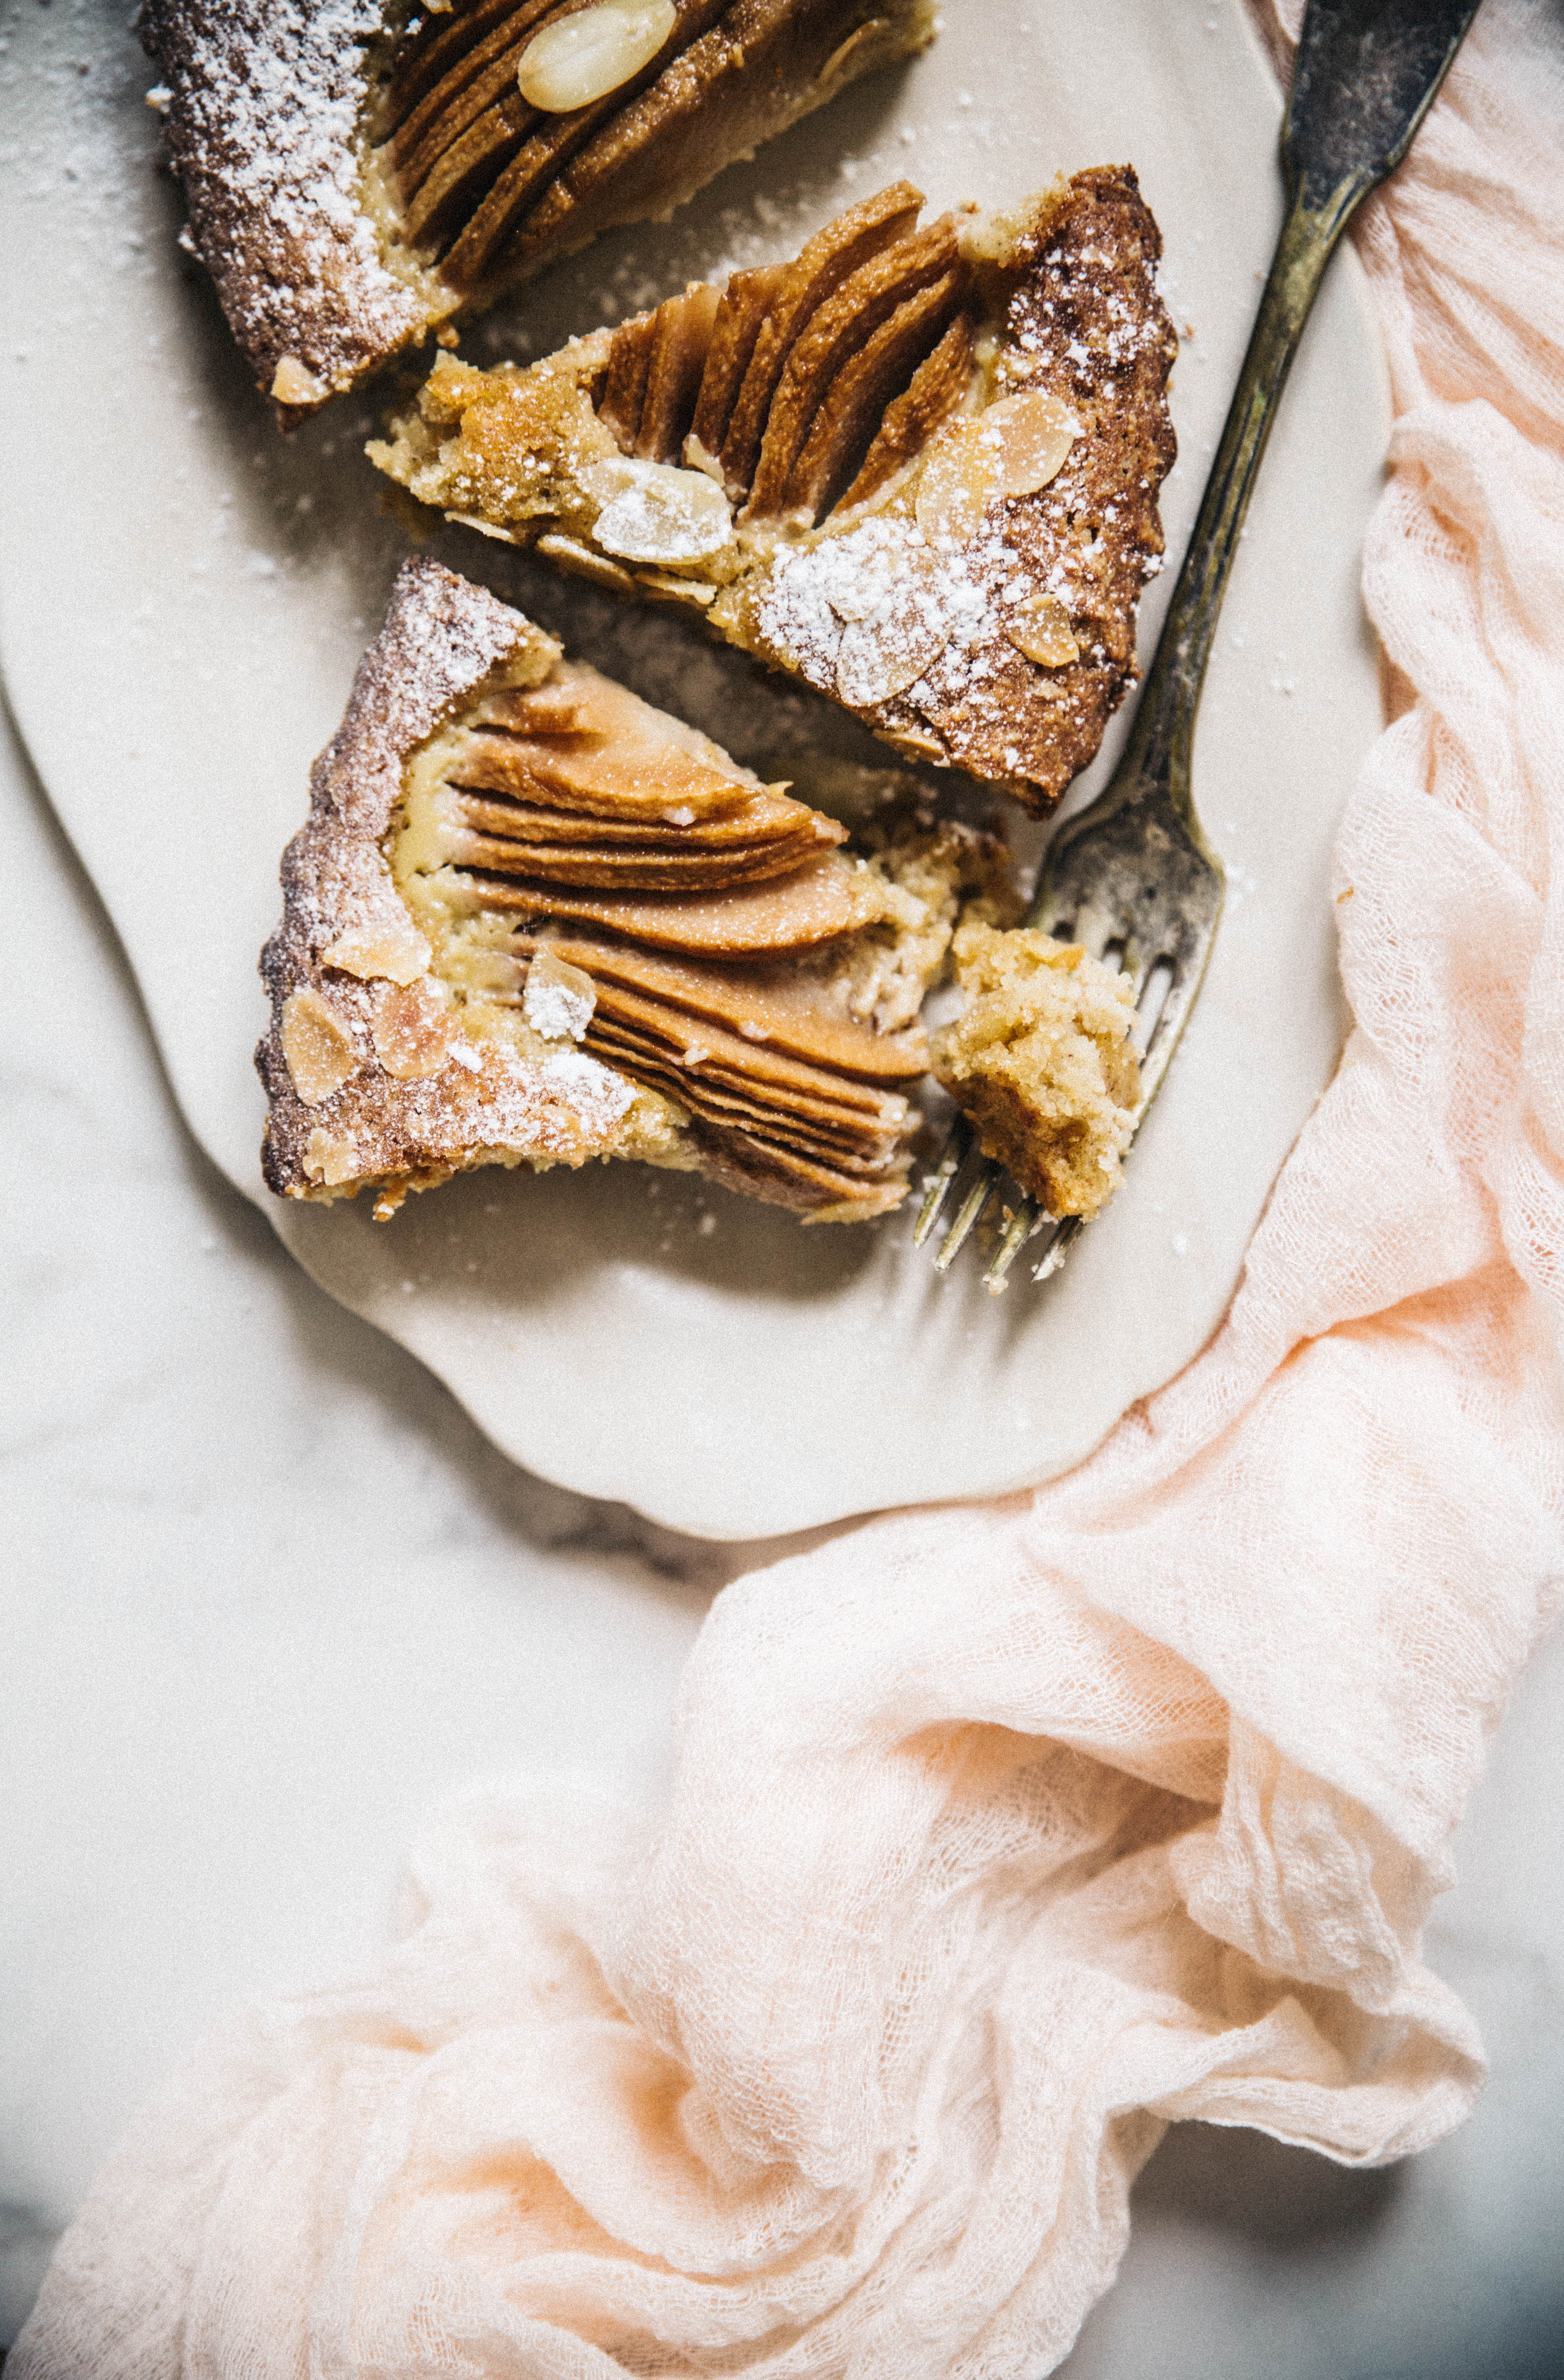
259,562,1013,1222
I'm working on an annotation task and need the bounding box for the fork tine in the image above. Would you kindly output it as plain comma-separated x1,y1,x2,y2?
1033,1214,1084,1280
912,1115,972,1246
982,1198,1042,1291
934,1161,1001,1271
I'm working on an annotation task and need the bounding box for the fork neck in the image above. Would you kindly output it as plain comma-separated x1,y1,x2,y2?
1123,168,1372,838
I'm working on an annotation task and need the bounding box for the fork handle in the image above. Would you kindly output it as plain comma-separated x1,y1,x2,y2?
1114,0,1481,841
1125,196,1345,825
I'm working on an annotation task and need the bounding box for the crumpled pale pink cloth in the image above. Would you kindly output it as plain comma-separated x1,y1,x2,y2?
16,2,1564,2374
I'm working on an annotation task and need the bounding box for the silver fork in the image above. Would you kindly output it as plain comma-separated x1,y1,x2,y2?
917,0,1481,1291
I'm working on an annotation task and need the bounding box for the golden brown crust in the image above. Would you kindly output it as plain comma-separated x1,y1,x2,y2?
141,0,937,422
887,166,1179,800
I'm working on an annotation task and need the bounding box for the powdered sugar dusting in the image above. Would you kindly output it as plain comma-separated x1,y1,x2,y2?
142,0,427,393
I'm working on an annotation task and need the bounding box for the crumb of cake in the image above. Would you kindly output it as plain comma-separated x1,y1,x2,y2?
258,558,1013,1224
369,167,1177,813
930,921,1141,1220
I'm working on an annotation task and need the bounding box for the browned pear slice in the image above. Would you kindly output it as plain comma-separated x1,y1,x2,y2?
459,854,878,953
451,665,783,820
599,307,658,451
495,0,739,272
780,267,968,524
401,89,538,249
391,50,535,204
675,1055,904,1138
449,831,830,890
691,1121,907,1211
635,284,723,462
439,105,608,287
534,933,930,1081
688,264,789,469
745,218,963,518
382,0,544,147
451,727,768,822
548,967,905,1117
718,180,924,497
445,0,732,286
581,1014,904,1156
582,1021,899,1162
448,786,823,852
835,310,977,513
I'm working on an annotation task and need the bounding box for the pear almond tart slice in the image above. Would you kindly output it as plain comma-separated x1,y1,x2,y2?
257,557,1020,1223
140,0,936,422
370,167,1178,813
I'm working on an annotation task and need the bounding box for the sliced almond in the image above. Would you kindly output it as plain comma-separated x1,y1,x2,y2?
1006,593,1080,668
280,988,359,1105
583,455,733,564
516,0,676,112
913,390,1078,542
982,389,1079,495
534,533,637,593
372,979,453,1078
323,913,432,985
303,1125,363,1187
835,549,947,708
270,355,326,407
913,414,999,542
522,944,597,1041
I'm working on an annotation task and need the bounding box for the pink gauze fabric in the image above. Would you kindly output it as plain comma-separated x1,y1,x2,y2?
15,3,1564,2375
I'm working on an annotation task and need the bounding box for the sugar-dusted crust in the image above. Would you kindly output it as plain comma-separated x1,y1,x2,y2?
370,167,1178,813
142,0,429,417
141,0,937,423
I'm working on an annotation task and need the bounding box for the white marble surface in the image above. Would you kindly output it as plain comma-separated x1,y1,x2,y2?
4,697,1562,2366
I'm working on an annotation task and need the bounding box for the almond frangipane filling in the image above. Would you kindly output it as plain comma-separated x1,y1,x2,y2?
369,166,1178,811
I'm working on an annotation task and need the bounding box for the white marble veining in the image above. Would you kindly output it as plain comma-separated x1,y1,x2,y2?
3,703,1561,2364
